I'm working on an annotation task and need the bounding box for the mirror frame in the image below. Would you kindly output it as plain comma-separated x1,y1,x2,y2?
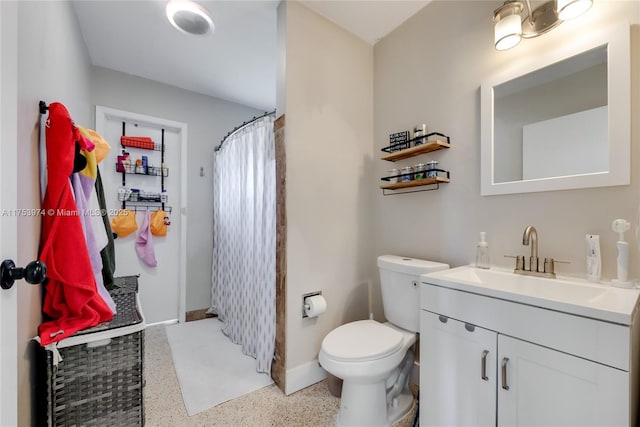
481,24,630,196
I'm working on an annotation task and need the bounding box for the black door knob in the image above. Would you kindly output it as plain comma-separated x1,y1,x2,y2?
1,259,47,290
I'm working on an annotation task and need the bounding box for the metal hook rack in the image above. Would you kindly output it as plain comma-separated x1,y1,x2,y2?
125,204,172,214
120,122,168,212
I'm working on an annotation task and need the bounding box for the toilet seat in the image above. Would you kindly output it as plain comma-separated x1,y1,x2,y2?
321,320,404,362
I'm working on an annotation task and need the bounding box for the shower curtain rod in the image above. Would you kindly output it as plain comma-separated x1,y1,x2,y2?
215,110,276,152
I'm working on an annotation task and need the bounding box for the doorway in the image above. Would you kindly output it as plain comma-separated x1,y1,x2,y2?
95,106,188,324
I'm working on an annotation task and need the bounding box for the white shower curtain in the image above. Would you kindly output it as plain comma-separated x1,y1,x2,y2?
210,115,275,374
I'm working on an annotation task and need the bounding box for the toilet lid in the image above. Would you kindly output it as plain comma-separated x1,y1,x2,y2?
321,320,404,362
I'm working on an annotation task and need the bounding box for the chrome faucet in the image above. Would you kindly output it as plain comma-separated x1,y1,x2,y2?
522,225,539,272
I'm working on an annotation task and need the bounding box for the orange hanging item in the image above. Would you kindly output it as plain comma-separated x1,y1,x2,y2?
150,210,168,236
110,209,138,238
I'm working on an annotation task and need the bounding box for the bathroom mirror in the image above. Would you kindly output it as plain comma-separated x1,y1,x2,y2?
481,24,630,196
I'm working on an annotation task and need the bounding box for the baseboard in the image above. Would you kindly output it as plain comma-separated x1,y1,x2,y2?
147,319,178,327
185,309,217,322
285,359,327,395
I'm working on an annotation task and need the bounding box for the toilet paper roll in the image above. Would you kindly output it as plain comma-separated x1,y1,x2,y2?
304,295,327,318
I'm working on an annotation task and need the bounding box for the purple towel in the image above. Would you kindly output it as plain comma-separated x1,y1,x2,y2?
135,210,157,267
71,173,116,314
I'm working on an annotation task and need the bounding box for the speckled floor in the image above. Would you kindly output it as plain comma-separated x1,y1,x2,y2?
144,323,417,427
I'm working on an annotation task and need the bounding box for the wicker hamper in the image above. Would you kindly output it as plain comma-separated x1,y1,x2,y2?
36,279,145,427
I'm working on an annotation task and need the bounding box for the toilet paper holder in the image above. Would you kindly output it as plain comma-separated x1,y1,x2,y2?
302,291,323,318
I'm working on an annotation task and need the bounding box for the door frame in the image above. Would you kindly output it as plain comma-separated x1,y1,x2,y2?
0,1,19,424
95,106,188,323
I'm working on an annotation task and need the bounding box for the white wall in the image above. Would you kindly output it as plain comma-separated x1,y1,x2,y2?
91,67,263,312
15,1,93,424
280,1,375,394
374,2,640,283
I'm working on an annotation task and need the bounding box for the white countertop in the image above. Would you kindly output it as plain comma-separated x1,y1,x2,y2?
421,265,640,325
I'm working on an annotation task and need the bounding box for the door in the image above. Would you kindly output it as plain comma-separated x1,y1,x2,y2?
498,334,628,426
0,1,19,424
420,310,497,426
95,106,187,324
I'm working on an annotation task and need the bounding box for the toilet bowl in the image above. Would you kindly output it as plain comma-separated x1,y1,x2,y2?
319,320,416,426
319,255,449,427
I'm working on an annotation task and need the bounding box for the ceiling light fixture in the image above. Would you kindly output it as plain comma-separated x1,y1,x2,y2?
166,0,214,36
493,0,593,50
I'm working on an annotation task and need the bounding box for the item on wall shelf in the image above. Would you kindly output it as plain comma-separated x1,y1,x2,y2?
118,186,132,202
120,135,156,150
414,163,427,180
389,131,410,152
116,154,130,173
388,168,400,183
400,166,414,182
413,124,428,144
426,160,439,178
135,159,144,174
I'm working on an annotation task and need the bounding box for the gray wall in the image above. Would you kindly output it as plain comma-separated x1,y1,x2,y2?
374,1,640,282
91,66,263,312
15,1,93,424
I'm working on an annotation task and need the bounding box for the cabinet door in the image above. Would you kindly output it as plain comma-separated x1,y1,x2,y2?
498,334,628,426
420,310,497,427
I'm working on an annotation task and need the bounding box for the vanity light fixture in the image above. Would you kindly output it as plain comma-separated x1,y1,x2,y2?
166,0,214,36
493,0,593,50
494,1,524,51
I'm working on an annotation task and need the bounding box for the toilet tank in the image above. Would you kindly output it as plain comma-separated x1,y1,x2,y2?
377,255,449,332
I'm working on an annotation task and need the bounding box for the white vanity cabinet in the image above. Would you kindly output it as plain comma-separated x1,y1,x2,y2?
420,277,639,427
420,311,496,426
497,334,627,426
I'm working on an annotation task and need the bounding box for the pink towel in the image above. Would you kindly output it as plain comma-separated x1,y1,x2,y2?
135,210,157,267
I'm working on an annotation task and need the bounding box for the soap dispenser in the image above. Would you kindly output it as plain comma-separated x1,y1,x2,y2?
611,219,634,288
476,232,490,269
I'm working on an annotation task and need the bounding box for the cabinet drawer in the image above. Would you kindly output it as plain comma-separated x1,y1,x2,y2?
420,283,630,370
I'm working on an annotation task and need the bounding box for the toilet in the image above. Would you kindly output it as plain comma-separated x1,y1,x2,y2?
319,255,449,426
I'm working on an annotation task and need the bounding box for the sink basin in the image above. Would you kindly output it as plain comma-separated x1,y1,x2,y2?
421,266,640,324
